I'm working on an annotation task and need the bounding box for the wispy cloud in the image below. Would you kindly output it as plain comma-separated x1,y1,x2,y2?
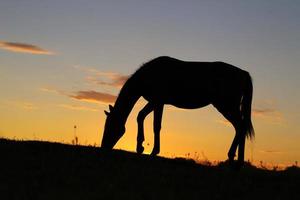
69,90,116,104
253,108,275,117
59,104,99,112
86,73,129,88
253,108,284,124
0,41,53,55
251,99,285,124
40,86,116,104
21,102,38,110
40,87,67,96
259,149,283,154
7,101,38,110
73,65,129,88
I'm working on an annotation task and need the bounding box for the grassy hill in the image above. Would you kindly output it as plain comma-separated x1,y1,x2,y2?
0,138,299,200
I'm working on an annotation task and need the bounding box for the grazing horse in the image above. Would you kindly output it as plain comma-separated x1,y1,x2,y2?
101,56,254,166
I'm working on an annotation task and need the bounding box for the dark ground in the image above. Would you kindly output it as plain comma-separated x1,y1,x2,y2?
0,138,299,200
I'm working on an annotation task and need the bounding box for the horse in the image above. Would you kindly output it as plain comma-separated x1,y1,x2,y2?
101,56,254,167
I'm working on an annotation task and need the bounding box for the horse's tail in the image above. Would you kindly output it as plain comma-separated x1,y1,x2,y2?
241,72,255,140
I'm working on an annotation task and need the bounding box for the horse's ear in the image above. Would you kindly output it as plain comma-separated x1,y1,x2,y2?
104,110,109,116
109,105,114,112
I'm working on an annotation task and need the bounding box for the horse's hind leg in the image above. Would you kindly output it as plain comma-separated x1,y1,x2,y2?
226,112,246,168
136,103,154,154
238,131,246,166
151,104,164,156
214,103,242,164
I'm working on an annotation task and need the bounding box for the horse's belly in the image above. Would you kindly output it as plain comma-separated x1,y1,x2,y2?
166,95,210,109
168,101,210,109
143,91,211,109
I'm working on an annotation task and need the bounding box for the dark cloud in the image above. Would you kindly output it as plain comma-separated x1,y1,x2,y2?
0,41,53,55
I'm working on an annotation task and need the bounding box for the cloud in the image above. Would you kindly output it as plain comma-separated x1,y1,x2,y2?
40,86,116,104
253,108,275,117
59,104,99,112
86,73,129,88
0,41,53,55
73,65,129,88
21,102,38,110
7,101,38,110
253,108,284,124
259,150,283,154
70,90,116,104
40,87,67,96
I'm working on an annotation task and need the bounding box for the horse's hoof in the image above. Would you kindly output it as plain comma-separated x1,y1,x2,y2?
150,152,157,157
136,145,144,154
150,149,159,156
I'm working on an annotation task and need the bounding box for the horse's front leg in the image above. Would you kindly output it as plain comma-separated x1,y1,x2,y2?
136,103,153,154
151,104,164,156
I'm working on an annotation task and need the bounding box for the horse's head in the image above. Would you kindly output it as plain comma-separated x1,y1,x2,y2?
101,105,126,150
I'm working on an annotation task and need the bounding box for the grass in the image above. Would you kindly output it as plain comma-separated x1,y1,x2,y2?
0,138,299,200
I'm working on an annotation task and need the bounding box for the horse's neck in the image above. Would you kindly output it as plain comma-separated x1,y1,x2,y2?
113,80,140,125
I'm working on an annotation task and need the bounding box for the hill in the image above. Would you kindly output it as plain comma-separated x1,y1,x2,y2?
0,138,299,200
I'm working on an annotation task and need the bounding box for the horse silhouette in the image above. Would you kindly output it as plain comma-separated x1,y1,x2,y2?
101,56,254,167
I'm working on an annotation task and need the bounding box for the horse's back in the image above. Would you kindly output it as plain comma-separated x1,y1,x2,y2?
134,56,246,87
130,56,248,107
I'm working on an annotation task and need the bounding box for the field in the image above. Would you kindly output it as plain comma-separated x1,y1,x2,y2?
0,138,299,200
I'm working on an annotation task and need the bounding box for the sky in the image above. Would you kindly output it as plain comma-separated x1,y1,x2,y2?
1,0,300,166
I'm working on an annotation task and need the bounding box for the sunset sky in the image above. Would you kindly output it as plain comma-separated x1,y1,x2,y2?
1,0,300,166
